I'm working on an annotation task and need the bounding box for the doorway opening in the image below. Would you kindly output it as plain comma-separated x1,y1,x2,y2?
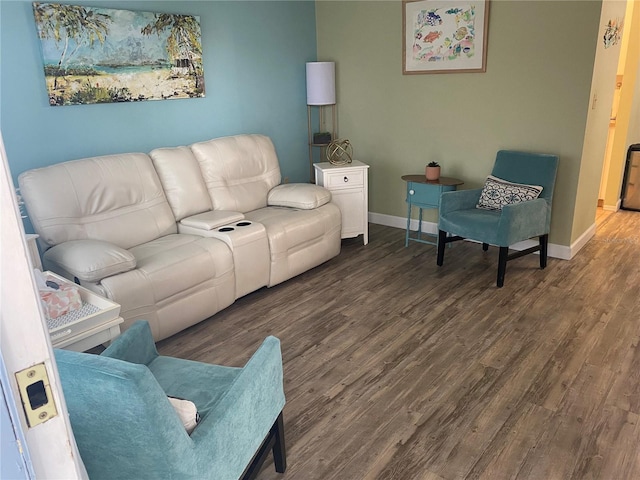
597,0,638,213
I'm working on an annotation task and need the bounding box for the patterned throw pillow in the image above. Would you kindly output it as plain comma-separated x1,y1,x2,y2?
476,175,543,210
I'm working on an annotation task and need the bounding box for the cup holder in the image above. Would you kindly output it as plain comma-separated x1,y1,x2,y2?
236,221,252,227
218,227,235,232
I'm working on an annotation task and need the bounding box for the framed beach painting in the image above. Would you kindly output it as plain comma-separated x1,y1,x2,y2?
32,3,205,106
403,0,490,74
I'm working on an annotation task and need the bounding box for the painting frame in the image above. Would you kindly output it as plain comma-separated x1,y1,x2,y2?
402,0,490,74
32,3,205,106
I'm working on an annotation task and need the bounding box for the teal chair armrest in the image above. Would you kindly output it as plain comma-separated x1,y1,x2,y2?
439,188,483,216
102,320,159,365
54,349,197,480
190,336,285,480
497,198,550,245
57,323,286,480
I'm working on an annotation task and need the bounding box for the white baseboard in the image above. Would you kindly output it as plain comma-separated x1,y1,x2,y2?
567,222,596,259
603,199,621,212
367,212,594,261
368,212,438,234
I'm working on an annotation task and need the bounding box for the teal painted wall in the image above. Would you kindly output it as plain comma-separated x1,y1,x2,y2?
0,1,316,186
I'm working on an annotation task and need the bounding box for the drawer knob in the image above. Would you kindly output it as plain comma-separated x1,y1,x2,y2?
343,176,349,183
409,189,415,195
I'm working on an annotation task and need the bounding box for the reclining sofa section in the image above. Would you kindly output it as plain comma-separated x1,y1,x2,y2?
19,134,341,341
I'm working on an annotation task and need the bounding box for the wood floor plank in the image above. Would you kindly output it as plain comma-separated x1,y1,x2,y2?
607,334,640,415
516,363,616,480
465,401,553,480
523,307,609,412
154,211,640,480
569,404,640,480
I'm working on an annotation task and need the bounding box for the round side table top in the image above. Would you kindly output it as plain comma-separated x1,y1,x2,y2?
401,175,464,186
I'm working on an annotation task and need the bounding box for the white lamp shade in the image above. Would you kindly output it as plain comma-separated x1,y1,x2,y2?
306,62,335,105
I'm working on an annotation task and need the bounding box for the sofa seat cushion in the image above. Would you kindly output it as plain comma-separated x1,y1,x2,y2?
128,234,233,300
245,203,341,286
98,234,235,339
267,184,331,209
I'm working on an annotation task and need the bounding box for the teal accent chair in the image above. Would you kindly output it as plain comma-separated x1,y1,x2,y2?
55,320,286,480
437,150,559,287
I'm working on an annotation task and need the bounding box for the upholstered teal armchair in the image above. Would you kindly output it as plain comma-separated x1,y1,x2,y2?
55,321,286,480
437,150,559,287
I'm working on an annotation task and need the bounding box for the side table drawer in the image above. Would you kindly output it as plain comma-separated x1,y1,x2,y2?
407,182,441,206
325,170,364,189
52,317,123,352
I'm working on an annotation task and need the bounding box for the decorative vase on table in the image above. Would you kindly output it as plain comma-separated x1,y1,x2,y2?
425,162,441,181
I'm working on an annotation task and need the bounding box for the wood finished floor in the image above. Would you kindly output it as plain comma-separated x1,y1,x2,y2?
158,211,640,480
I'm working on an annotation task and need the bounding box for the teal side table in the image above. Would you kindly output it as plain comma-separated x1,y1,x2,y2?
402,175,464,247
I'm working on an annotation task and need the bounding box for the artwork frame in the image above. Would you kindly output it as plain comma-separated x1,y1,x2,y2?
32,3,205,106
402,0,490,74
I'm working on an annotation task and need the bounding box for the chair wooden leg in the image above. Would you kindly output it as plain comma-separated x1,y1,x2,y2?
437,230,447,266
241,411,286,480
539,234,548,269
497,247,508,288
272,412,286,473
482,243,489,251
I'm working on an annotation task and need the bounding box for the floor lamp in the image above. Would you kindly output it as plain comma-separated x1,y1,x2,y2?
306,62,336,183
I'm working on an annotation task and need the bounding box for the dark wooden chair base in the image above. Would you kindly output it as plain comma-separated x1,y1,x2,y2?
437,231,549,288
242,412,286,480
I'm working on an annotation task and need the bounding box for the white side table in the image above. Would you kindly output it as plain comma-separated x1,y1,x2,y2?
25,233,42,270
314,160,369,245
43,272,123,352
51,317,123,352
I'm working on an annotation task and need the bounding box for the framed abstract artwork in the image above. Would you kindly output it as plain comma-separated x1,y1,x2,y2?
32,3,205,106
403,0,490,74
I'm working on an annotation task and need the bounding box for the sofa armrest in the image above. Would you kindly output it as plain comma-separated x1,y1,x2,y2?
268,183,331,209
191,336,285,476
101,320,159,366
439,188,483,216
43,239,136,283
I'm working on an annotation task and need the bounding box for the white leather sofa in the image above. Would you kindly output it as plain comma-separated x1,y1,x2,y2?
19,134,341,341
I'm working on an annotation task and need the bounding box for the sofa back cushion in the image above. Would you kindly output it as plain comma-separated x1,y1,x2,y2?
150,146,213,221
18,153,177,250
190,134,281,213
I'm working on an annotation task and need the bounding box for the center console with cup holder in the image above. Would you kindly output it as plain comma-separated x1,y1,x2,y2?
210,220,270,299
